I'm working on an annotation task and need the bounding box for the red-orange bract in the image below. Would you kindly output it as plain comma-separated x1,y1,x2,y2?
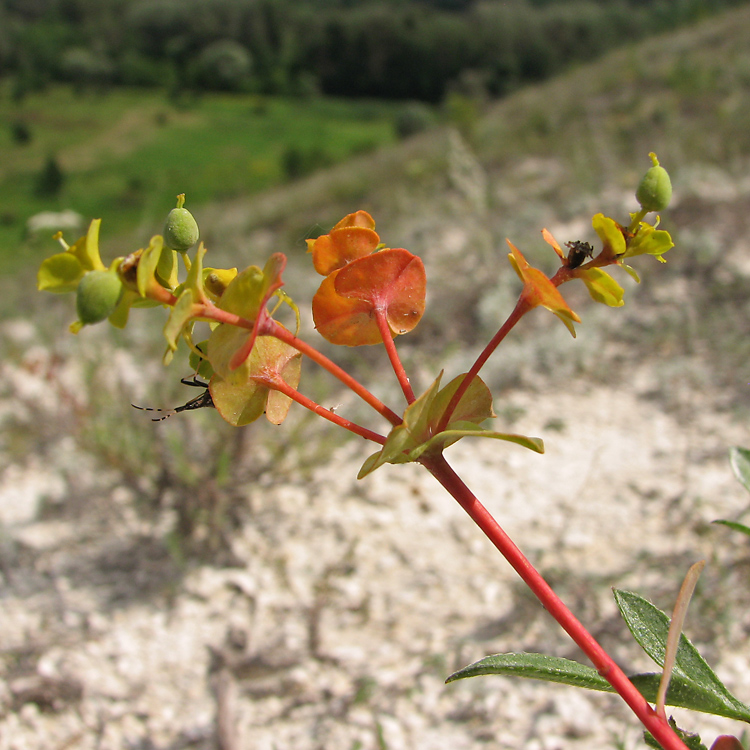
507,240,580,337
310,213,427,347
307,210,380,276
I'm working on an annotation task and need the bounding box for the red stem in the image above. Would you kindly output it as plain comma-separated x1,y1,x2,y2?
422,454,689,750
374,307,415,404
264,318,403,426
185,301,403,427
436,297,532,433
267,376,386,444
436,254,621,434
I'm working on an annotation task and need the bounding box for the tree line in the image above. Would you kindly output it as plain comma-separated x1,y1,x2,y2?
1,0,746,102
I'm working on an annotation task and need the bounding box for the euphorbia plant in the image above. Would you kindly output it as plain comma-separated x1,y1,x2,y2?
36,158,750,749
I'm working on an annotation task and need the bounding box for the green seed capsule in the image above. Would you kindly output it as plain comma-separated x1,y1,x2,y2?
164,206,200,252
636,154,672,212
76,270,123,325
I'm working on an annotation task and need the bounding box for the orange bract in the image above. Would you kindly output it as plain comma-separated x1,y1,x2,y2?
306,210,380,276
507,240,580,337
307,226,381,276
313,248,426,346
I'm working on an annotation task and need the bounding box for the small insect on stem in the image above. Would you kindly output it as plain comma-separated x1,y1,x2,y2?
565,240,594,269
132,377,214,421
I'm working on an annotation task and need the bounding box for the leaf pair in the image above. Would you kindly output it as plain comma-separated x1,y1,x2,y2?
309,211,427,346
358,371,543,478
447,589,750,724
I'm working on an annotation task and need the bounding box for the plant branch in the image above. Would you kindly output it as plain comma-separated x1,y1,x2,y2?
185,301,403,428
266,375,387,444
374,307,415,404
264,318,403,426
436,297,532,433
422,453,690,750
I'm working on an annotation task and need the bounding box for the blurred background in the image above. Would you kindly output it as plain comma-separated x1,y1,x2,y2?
2,1,750,748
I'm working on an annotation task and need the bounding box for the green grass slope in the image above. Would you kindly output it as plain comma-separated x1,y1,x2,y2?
0,88,402,269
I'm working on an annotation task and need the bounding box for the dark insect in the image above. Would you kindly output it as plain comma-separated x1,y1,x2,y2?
565,240,594,270
132,376,214,421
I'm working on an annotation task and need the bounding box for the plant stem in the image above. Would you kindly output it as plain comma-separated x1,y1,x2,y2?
266,376,387,444
436,297,531,433
422,453,690,750
187,302,402,428
266,319,403,426
374,307,415,404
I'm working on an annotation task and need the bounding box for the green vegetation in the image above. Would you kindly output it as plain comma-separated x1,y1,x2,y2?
0,85,402,269
2,0,747,103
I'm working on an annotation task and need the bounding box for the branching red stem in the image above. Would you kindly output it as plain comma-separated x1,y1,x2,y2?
422,453,689,750
435,297,532,433
264,318,403,426
265,376,387,444
186,302,403,427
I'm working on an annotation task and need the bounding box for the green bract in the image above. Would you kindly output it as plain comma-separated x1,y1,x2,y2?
164,205,200,252
636,153,672,212
75,269,123,326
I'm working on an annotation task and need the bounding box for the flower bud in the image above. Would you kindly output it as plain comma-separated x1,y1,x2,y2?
636,153,672,212
163,196,199,252
76,269,123,325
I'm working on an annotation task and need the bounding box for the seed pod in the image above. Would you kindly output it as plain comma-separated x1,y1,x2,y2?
76,269,123,325
636,153,672,212
163,196,199,252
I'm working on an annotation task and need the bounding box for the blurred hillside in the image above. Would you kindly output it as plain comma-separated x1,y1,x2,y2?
2,0,747,101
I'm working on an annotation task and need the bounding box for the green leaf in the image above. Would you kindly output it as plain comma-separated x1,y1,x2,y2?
401,422,541,462
446,653,750,722
209,335,301,427
729,447,750,495
712,520,750,538
163,289,196,358
614,589,750,722
357,373,543,479
156,246,179,289
626,221,674,262
137,235,164,298
207,323,253,384
578,267,625,307
37,252,85,293
619,262,641,283
428,373,494,428
593,213,626,256
37,219,107,293
446,653,611,690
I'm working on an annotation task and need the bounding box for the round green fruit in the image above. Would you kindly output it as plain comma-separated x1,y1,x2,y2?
76,270,123,325
636,163,672,212
164,207,200,252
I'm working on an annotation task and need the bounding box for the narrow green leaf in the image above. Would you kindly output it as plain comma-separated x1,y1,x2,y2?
729,447,750,495
413,425,544,460
614,589,750,722
712,520,750,538
446,653,610,690
137,236,164,298
446,653,750,722
163,289,195,354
